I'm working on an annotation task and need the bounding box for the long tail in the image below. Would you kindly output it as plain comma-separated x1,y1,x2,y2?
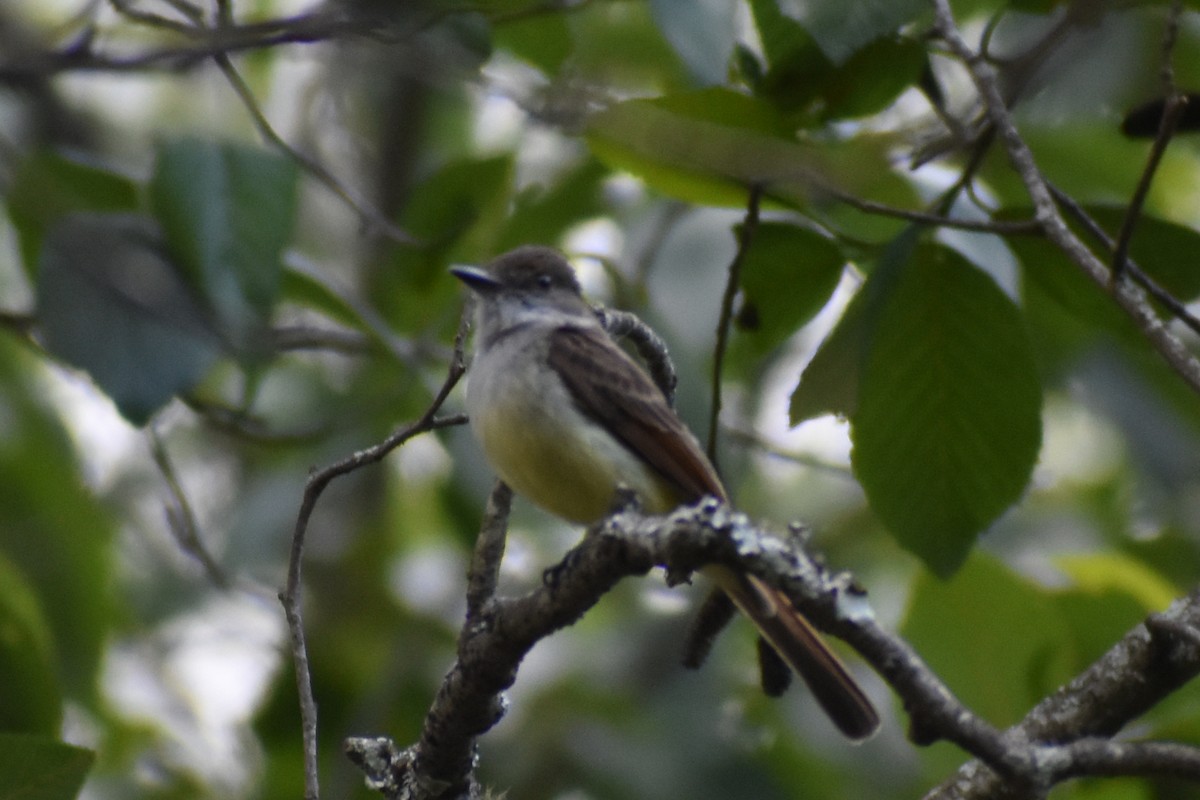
703,566,879,741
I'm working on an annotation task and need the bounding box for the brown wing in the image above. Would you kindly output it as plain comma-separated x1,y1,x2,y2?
549,324,880,740
546,324,725,505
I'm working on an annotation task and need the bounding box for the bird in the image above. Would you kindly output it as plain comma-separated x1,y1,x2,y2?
451,244,879,740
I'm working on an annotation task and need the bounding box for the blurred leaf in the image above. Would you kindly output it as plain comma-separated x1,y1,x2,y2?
586,89,818,206
1050,778,1153,800
6,150,139,279
755,23,923,123
0,733,93,800
648,0,737,86
748,0,813,67
567,0,689,91
0,556,60,735
494,7,571,73
36,213,221,425
1054,552,1178,612
902,554,1072,727
149,137,298,351
788,283,868,424
786,0,928,64
0,340,114,706
851,243,1043,576
731,222,844,369
811,37,926,121
279,264,368,331
980,125,1151,210
1054,587,1158,675
375,155,514,331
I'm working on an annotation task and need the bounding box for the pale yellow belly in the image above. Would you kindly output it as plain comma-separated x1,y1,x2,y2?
466,355,675,523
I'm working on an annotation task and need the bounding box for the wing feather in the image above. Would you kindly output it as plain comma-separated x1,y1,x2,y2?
546,325,725,505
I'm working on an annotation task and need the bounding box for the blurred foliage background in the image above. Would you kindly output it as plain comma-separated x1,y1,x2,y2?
3,0,1200,798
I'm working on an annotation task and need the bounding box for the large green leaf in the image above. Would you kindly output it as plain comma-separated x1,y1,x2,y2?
149,138,298,351
0,733,93,800
851,243,1043,576
586,88,823,207
36,213,221,425
587,88,916,225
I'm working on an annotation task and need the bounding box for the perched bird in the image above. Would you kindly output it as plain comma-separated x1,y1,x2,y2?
452,245,878,740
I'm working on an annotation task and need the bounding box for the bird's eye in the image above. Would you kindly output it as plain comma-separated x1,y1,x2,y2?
537,274,553,289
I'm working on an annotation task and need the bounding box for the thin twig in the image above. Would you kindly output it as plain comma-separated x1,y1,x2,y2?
148,426,230,588
212,55,417,245
1112,93,1186,282
708,185,762,469
821,186,1041,235
1047,182,1200,338
282,312,471,800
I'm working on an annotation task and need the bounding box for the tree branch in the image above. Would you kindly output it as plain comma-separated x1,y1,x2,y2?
708,184,762,469
346,495,1200,800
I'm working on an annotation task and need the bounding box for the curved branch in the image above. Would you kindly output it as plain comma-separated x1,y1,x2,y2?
348,496,1200,800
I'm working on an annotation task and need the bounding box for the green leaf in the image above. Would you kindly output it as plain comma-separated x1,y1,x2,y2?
586,89,917,224
149,137,298,351
0,733,94,800
36,213,221,425
732,222,844,366
902,555,1073,728
0,556,61,735
586,89,819,207
494,8,571,73
748,0,814,67
6,151,140,279
810,37,926,121
566,0,690,91
851,243,1043,576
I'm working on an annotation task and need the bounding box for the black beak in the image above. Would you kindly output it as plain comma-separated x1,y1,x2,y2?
450,265,502,294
